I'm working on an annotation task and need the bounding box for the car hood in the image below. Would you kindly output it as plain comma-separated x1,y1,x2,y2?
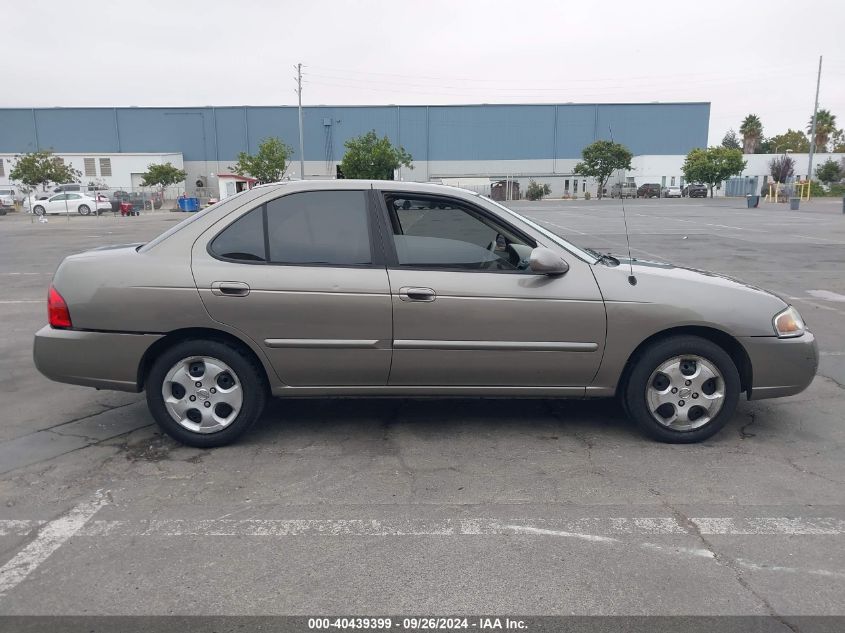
590,255,789,337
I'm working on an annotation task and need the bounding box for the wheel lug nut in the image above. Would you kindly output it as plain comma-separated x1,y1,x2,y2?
692,393,699,399
204,401,211,408
671,388,678,394
685,380,691,386
210,388,217,394
195,382,202,388
678,400,685,406
189,395,196,401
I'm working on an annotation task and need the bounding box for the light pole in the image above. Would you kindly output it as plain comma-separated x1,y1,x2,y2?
807,56,823,193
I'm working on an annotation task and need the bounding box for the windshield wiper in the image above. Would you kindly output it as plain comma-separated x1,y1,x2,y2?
585,248,619,266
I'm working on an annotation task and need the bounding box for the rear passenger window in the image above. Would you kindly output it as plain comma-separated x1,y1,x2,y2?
266,191,372,265
210,207,266,262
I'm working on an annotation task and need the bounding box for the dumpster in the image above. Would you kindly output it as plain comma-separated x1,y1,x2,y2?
746,195,760,208
789,197,800,211
177,197,200,212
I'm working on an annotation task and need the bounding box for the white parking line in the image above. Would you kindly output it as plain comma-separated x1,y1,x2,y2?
32,516,840,537
0,300,42,304
788,296,845,317
807,290,845,303
0,491,108,599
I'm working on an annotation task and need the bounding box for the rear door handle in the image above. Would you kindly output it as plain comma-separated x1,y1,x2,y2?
211,281,250,297
398,286,436,302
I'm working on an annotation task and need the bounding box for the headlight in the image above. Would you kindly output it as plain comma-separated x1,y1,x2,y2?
773,305,805,338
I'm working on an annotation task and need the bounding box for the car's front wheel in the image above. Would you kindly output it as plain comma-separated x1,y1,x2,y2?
146,339,267,447
33,205,45,215
78,204,91,215
624,335,740,443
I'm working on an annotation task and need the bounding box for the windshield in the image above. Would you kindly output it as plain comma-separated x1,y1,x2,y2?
480,196,598,264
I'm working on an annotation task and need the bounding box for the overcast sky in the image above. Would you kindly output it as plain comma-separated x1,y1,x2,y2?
6,0,844,145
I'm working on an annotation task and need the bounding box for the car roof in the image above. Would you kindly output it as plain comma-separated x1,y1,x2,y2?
253,179,483,198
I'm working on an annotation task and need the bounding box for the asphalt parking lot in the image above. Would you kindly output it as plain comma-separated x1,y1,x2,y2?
0,198,844,621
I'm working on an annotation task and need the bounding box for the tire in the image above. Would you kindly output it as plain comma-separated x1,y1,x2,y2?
623,335,740,443
78,204,91,216
33,205,45,216
145,339,267,447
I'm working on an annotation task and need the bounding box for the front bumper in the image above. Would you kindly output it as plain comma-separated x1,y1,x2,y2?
33,325,163,392
741,331,818,400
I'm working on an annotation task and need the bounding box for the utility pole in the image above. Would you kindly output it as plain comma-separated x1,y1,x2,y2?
296,63,305,180
807,56,822,190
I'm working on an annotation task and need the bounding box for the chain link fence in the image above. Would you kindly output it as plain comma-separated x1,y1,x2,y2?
14,183,217,215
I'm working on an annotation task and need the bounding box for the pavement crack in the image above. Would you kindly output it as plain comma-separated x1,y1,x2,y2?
648,487,800,632
45,429,100,442
739,411,757,439
42,400,141,434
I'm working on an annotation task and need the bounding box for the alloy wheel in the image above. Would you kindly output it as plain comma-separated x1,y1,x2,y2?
645,355,725,431
162,356,243,434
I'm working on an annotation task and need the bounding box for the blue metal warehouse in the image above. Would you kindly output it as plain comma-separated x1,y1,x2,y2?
0,103,709,195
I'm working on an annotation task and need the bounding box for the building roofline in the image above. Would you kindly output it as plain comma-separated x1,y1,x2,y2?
0,102,711,111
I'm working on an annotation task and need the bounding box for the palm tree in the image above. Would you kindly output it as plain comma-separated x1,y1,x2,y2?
739,114,763,154
807,109,837,152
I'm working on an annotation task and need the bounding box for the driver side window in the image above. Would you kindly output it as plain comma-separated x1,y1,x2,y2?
384,195,533,271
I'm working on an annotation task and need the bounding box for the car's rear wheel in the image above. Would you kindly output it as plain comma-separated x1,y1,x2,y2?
78,204,91,215
624,335,740,443
33,205,45,215
146,339,267,447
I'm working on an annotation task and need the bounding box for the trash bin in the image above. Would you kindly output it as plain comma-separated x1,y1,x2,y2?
789,197,800,210
746,195,760,208
177,197,200,212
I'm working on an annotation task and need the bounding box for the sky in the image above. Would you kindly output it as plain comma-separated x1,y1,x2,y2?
5,0,845,145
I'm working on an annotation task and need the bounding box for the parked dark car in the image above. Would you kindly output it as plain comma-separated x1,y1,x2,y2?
637,183,662,198
683,184,708,198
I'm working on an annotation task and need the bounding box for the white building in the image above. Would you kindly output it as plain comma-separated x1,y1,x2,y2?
0,152,185,196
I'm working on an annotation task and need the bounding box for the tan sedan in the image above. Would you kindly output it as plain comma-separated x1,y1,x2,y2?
34,181,817,447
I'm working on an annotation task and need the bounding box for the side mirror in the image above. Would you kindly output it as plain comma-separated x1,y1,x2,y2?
529,246,569,275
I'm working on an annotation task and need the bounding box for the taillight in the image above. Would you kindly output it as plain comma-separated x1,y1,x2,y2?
48,286,72,329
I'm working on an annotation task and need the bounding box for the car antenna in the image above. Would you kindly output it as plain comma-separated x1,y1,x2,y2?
609,125,637,286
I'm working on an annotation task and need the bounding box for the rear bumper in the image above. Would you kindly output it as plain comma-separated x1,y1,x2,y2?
33,325,162,392
741,332,818,400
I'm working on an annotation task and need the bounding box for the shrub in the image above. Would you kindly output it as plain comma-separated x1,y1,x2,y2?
525,179,551,201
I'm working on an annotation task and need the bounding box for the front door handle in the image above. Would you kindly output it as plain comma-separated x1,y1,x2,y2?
398,286,436,302
211,281,250,297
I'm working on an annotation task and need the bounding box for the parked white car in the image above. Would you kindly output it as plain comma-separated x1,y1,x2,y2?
0,185,24,206
662,186,682,198
31,193,111,216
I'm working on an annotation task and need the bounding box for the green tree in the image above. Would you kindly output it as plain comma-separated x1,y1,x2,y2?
766,129,810,154
830,129,845,153
140,162,187,189
525,179,552,201
739,114,763,154
232,137,294,183
681,147,746,198
815,158,841,184
573,140,633,199
9,150,81,192
807,109,837,152
769,155,795,183
339,130,413,180
721,129,741,150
